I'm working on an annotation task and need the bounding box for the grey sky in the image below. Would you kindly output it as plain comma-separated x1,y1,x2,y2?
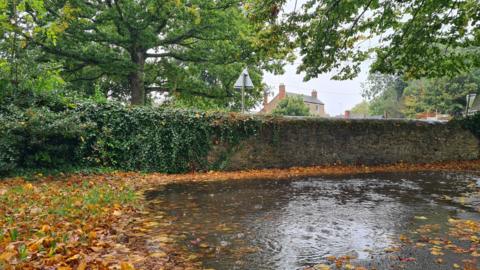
262,0,370,116
263,60,369,117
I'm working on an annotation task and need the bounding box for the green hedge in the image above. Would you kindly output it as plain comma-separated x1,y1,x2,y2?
0,102,260,175
458,113,480,139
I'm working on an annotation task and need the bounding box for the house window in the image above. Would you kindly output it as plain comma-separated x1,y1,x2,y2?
316,105,319,111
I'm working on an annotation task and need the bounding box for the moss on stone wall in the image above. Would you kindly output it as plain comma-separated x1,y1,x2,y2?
220,116,480,170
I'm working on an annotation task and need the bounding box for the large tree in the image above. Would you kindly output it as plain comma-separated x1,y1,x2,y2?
250,0,480,80
2,0,289,105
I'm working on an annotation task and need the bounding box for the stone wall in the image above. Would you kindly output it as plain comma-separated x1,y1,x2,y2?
215,117,480,171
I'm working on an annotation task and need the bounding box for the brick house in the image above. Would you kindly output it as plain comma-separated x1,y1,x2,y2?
261,84,326,116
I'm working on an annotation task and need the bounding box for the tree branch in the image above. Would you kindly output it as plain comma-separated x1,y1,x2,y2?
342,0,375,49
146,86,231,99
159,25,212,46
69,72,107,82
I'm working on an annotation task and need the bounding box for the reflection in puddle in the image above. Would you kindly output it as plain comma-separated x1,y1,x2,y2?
145,172,480,270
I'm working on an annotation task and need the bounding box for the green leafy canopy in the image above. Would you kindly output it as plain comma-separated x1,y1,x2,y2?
1,0,292,107
250,0,480,80
272,96,310,116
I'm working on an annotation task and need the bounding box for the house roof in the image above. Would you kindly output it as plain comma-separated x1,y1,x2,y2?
286,92,325,105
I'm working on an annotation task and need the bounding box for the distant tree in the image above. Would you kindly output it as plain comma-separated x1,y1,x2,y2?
403,69,480,117
350,101,370,117
272,96,310,116
368,91,404,118
361,69,480,118
362,73,406,118
362,73,406,101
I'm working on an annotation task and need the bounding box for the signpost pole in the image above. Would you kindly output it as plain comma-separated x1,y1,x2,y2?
242,74,246,113
466,94,470,116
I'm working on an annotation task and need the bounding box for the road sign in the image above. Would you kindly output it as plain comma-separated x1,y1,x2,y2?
234,68,254,113
234,68,254,89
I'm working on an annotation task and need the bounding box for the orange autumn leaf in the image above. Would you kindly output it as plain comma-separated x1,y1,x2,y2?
77,261,87,270
120,262,136,270
88,231,97,241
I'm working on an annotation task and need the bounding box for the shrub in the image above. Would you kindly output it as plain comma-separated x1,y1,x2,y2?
0,106,24,174
272,96,310,116
459,113,480,139
0,101,260,175
21,108,91,168
0,105,92,173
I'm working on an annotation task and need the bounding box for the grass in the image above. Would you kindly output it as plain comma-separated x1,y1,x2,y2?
0,166,118,181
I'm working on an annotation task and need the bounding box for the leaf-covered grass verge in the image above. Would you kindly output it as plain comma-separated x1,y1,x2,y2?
4,166,118,181
2,161,480,269
0,173,140,269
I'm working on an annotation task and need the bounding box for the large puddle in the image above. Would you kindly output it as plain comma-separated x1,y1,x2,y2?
145,172,480,269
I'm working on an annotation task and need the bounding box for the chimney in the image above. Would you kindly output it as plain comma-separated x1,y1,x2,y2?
263,90,269,107
311,90,318,99
344,110,351,119
279,83,286,99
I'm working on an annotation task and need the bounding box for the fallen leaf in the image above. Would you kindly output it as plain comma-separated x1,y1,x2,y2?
431,249,444,256
326,256,336,262
120,262,135,270
88,231,97,241
77,260,87,270
149,252,167,258
0,251,16,262
313,264,330,270
344,264,355,270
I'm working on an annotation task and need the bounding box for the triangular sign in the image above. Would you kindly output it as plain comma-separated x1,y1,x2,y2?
234,68,254,89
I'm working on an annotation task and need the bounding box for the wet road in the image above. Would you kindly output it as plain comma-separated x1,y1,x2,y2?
145,172,480,269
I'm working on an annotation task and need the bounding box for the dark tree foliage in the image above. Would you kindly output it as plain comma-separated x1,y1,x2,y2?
1,0,291,107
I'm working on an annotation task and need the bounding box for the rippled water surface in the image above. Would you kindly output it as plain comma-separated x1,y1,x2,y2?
145,172,480,270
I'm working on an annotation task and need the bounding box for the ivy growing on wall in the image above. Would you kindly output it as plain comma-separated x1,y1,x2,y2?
0,101,260,175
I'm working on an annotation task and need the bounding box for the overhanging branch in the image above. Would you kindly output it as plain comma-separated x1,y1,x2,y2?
146,86,231,99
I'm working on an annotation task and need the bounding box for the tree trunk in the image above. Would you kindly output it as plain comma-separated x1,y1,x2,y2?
129,50,146,105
